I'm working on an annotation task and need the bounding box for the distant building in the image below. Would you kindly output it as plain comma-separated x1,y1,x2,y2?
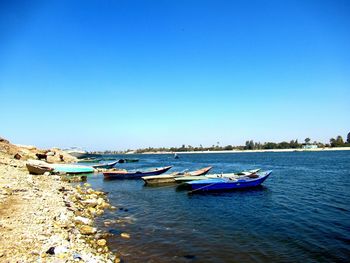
302,144,318,149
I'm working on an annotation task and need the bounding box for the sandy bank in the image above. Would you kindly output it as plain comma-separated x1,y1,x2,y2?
0,151,118,262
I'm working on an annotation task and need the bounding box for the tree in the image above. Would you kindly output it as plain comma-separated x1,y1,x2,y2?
330,138,336,147
330,136,344,147
347,132,350,144
336,136,344,146
304,138,311,144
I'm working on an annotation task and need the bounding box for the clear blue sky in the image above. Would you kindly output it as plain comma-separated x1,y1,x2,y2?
1,0,349,150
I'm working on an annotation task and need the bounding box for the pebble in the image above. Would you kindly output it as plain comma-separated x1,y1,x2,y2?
97,239,107,246
79,225,97,235
120,233,130,239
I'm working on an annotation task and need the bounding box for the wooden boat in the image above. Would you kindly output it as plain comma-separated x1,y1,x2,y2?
174,169,260,183
26,163,54,175
103,166,172,179
92,160,119,169
182,171,272,193
142,166,212,185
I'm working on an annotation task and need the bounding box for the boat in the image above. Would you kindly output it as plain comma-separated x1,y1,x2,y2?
77,158,102,163
142,166,212,185
53,164,95,174
117,158,139,163
26,163,54,175
64,147,88,158
103,166,172,179
92,160,119,169
174,153,179,159
174,169,260,183
26,160,94,174
182,171,272,193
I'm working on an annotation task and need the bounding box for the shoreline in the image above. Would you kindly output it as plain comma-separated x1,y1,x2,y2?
0,144,118,262
139,147,350,155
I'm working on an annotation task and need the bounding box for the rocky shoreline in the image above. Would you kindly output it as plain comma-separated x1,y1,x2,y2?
0,139,120,262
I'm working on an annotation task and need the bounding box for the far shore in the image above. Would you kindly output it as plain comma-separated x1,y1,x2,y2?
138,147,350,155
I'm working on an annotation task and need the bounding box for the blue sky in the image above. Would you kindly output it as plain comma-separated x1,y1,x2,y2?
0,0,349,150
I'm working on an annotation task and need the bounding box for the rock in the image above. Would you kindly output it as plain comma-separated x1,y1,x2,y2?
14,153,22,160
79,225,97,235
46,247,55,255
43,171,51,176
46,151,55,156
120,233,130,239
0,137,10,143
74,216,92,225
97,239,107,246
82,199,98,207
87,207,97,216
54,246,69,255
114,257,121,263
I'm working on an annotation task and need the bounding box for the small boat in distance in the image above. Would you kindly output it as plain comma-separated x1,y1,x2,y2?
174,153,179,159
117,158,139,163
142,166,212,185
103,166,172,179
182,170,272,193
92,160,119,169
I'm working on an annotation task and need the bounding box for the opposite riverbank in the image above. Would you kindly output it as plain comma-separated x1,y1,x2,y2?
140,147,350,154
0,139,119,262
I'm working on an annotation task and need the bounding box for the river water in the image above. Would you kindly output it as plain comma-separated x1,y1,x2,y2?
86,151,350,262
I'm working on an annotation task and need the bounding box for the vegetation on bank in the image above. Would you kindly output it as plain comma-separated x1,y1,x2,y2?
132,132,350,154
88,132,350,154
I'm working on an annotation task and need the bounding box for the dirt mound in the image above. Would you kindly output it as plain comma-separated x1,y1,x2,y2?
0,136,77,163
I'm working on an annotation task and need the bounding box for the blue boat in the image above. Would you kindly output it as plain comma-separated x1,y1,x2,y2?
182,171,272,193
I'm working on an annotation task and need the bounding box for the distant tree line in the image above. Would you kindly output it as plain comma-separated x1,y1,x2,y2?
133,132,350,153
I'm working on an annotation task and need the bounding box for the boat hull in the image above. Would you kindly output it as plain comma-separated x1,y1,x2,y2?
143,167,212,185
185,171,272,192
26,163,54,175
53,165,94,174
104,166,172,179
92,161,119,169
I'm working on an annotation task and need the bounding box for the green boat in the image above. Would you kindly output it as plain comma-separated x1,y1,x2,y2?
53,164,94,174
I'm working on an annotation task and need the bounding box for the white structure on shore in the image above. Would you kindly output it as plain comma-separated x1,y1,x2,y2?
302,144,318,149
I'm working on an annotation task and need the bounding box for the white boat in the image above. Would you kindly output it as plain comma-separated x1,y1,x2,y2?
64,147,88,158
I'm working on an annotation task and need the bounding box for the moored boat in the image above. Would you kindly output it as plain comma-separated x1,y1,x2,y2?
53,164,95,174
103,166,172,179
117,158,139,163
142,166,212,185
26,163,54,175
26,160,94,174
181,170,272,193
92,160,119,169
63,147,88,159
174,169,260,183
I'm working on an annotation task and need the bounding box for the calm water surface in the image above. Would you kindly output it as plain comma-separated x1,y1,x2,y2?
86,151,350,262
